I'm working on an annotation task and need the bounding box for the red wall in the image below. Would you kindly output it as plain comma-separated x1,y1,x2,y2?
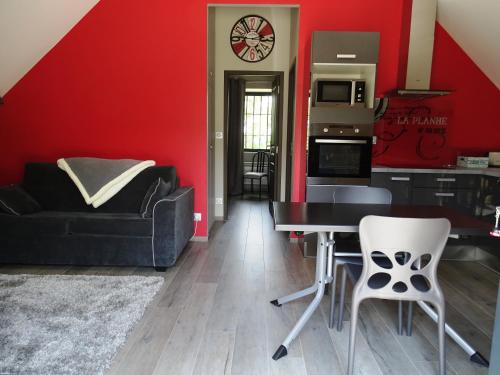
0,0,409,236
1,0,497,236
371,22,500,167
431,23,500,153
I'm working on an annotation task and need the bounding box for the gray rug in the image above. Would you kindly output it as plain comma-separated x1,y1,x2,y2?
0,273,164,375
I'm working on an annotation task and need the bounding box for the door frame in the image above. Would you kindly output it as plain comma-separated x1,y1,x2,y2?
285,60,296,202
223,70,285,219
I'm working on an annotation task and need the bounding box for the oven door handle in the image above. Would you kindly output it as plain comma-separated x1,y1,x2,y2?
315,139,367,144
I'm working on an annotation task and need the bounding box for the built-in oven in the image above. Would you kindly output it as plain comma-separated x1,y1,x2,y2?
307,124,373,186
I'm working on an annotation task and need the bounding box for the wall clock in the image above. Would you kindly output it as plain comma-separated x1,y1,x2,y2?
230,15,275,63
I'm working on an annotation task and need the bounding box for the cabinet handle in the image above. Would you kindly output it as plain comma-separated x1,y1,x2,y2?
434,192,455,197
391,177,410,181
436,177,456,182
336,53,356,59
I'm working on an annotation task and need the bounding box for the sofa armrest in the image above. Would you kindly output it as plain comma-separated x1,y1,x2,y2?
152,186,194,267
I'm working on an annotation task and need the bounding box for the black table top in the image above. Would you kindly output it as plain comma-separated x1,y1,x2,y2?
272,202,492,236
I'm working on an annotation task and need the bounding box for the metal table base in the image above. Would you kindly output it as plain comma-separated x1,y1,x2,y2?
270,231,489,367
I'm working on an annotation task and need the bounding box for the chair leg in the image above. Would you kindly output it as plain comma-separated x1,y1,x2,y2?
337,267,348,331
329,260,339,328
436,302,446,375
251,179,254,193
259,178,262,200
398,300,403,335
407,301,414,336
347,298,360,375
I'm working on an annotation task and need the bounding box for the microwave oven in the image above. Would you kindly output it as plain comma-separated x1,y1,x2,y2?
315,79,366,106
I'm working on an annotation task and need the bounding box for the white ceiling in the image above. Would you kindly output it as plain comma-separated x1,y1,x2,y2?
0,0,100,96
437,0,500,88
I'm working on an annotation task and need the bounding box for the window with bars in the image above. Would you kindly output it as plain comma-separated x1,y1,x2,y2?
243,93,273,150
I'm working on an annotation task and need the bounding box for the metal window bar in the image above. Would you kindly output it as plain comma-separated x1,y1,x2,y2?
244,93,273,151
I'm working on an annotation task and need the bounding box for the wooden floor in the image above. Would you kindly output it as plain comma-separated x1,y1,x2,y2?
1,199,496,375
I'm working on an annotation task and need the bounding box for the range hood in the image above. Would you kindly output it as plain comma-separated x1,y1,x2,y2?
393,0,450,98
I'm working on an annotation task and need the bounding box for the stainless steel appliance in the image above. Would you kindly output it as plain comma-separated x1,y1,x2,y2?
489,152,500,167
307,123,372,186
314,79,366,107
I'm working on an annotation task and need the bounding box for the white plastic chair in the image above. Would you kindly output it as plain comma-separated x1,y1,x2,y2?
340,215,450,375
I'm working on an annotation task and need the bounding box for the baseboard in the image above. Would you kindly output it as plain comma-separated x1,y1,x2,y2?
190,236,209,242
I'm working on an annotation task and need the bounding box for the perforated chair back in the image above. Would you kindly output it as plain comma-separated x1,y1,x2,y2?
333,186,392,205
346,215,450,375
252,151,269,173
356,215,450,305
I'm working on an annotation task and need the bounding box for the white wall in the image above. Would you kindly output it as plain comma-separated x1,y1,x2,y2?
213,6,293,217
0,0,100,96
437,0,500,88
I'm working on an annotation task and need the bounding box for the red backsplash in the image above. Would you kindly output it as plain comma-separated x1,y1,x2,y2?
373,95,457,167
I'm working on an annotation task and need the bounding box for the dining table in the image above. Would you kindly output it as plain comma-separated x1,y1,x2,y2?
270,201,494,368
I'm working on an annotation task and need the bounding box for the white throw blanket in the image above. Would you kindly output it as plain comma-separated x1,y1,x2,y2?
57,157,155,208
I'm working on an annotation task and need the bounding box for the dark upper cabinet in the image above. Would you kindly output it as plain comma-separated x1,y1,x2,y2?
312,31,380,65
371,173,412,204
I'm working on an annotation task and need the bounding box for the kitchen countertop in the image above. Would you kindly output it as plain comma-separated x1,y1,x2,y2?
372,166,500,178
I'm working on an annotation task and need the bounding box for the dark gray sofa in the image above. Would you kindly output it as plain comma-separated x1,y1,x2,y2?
0,163,194,270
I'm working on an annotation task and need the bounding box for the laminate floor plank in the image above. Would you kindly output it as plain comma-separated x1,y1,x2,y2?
438,262,497,317
151,282,217,375
411,302,488,375
295,296,344,375
107,243,206,375
439,276,495,338
192,329,236,375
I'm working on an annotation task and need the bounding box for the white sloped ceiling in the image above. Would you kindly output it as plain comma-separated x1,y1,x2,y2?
0,0,100,96
437,0,500,88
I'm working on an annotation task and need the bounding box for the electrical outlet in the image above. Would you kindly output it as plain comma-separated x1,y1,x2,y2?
215,198,223,205
194,213,202,222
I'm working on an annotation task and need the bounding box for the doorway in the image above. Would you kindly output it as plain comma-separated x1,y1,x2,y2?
223,71,284,219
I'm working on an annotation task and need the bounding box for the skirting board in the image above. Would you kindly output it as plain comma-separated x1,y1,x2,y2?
190,236,208,242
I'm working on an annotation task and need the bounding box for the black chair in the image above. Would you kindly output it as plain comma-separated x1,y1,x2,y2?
243,151,269,199
329,186,400,330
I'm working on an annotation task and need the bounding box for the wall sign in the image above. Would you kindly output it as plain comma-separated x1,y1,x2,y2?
230,15,275,63
373,96,456,166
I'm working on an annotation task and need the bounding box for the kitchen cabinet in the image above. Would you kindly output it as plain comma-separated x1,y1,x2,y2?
412,173,479,190
372,170,483,215
371,173,412,204
312,31,380,65
411,173,479,215
412,188,477,215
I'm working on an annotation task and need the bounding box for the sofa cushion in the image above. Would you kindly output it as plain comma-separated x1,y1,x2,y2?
66,212,152,236
140,178,172,218
0,211,152,237
0,185,42,216
0,212,68,236
22,163,177,213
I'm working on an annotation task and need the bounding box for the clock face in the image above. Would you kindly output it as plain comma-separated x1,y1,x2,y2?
230,15,275,63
